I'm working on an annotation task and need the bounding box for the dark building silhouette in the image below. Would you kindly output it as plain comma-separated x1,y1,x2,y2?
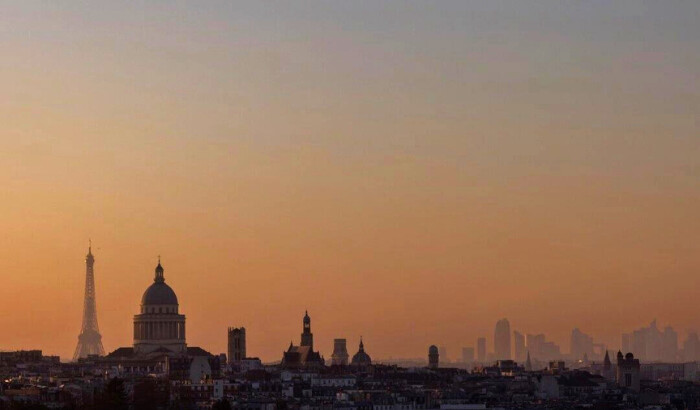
461,347,474,363
525,351,532,371
73,243,105,360
428,345,439,369
477,337,486,362
331,338,349,366
301,310,313,350
281,311,324,369
616,351,640,392
494,319,511,360
101,259,217,381
133,259,186,355
351,337,372,367
227,327,246,364
513,331,526,362
602,350,614,380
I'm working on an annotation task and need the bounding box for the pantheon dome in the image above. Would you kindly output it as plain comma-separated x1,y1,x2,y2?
133,261,187,355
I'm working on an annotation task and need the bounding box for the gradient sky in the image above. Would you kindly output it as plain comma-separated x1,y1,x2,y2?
1,1,698,362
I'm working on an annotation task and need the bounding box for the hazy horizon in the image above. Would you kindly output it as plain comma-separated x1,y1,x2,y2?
1,1,698,362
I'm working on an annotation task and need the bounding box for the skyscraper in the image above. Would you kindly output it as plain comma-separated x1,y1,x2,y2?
662,326,678,362
513,331,526,362
462,347,475,363
494,319,511,360
477,337,486,362
571,328,594,361
439,346,448,363
73,244,105,361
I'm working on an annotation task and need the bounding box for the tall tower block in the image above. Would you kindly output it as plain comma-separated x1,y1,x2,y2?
73,243,105,360
228,327,247,364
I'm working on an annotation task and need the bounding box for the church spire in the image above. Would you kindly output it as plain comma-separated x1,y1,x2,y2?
525,351,532,371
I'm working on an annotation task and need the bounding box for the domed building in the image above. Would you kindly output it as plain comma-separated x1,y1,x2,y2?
350,338,372,367
133,260,186,355
103,259,218,381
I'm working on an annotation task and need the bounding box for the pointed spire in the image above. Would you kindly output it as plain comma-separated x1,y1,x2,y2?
359,336,365,352
525,351,532,371
604,350,611,367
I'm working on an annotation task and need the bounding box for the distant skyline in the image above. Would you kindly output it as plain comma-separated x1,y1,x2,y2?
1,1,699,361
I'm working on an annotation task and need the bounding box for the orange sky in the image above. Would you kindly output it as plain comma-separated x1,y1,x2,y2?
0,2,698,362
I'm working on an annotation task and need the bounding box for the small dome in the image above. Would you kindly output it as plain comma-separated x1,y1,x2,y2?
351,338,371,366
352,350,371,365
141,281,178,306
429,345,439,354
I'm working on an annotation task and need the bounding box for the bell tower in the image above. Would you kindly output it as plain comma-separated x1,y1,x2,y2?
300,310,313,349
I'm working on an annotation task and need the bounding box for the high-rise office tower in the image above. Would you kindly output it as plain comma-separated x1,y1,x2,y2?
571,328,594,361
477,337,486,362
621,333,631,354
513,331,526,362
439,346,448,363
462,347,475,363
494,319,511,360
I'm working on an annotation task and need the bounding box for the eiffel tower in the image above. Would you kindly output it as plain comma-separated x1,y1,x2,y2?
73,242,105,360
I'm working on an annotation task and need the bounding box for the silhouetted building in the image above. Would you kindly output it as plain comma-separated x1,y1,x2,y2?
281,311,324,369
494,319,511,360
525,351,532,371
621,333,631,354
301,310,313,349
526,333,561,361
428,345,439,369
513,331,526,362
624,320,677,362
683,332,700,361
461,347,474,363
331,338,349,366
439,346,448,363
133,259,186,355
571,328,594,362
101,259,216,379
350,338,372,367
662,326,678,362
616,351,640,391
477,337,486,362
602,350,614,380
227,327,246,364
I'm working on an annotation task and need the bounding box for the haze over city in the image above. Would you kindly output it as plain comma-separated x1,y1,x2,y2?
1,1,699,365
